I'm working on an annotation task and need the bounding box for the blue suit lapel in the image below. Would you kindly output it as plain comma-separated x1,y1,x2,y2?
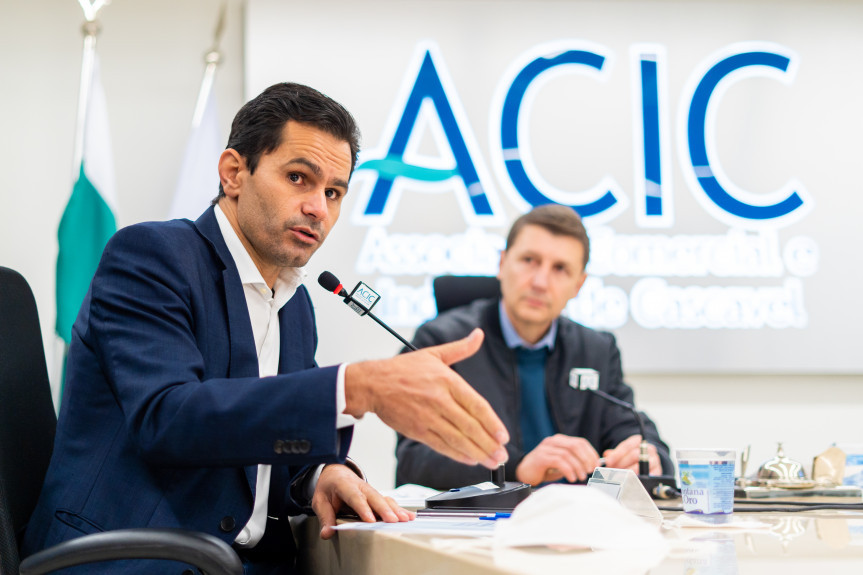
278,307,302,375
221,267,259,379
195,207,261,494
194,207,259,379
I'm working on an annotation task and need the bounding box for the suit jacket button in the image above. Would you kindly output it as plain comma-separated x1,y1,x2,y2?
219,516,236,532
274,439,284,454
287,440,298,454
298,440,311,454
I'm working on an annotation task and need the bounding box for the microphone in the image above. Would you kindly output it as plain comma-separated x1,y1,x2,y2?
317,271,417,351
317,270,347,297
317,270,531,511
569,368,679,500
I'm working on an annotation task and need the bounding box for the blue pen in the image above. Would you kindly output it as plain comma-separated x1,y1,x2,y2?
479,512,512,521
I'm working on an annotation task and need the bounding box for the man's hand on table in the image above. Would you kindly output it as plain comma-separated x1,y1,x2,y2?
312,463,415,539
602,434,662,476
515,434,600,485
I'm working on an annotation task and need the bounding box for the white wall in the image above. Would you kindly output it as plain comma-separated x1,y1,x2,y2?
2,1,861,493
0,0,246,371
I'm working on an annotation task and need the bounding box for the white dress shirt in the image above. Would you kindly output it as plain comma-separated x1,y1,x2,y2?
499,300,558,351
213,205,354,548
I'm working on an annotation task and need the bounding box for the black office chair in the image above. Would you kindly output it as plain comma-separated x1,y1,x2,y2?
432,275,501,314
0,266,242,575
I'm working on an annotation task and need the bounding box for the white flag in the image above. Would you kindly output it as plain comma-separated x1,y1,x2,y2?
168,88,222,220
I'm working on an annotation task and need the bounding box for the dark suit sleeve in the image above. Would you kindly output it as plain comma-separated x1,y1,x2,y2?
595,333,674,475
82,225,344,468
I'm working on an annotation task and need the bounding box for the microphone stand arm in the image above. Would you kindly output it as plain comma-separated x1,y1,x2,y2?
586,388,650,476
366,310,417,351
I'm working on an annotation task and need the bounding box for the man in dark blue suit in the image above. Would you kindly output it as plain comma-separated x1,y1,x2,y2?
22,83,510,574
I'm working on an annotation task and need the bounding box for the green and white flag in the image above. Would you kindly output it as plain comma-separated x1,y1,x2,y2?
56,55,117,345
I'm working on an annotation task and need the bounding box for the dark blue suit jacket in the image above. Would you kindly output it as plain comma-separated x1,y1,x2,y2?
22,207,351,573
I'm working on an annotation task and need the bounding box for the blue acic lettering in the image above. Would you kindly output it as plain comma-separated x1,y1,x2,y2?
687,50,804,221
500,48,622,218
357,289,377,303
357,41,808,228
362,49,494,219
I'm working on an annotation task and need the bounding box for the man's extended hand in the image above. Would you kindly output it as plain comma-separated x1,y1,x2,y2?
515,434,600,485
345,328,509,470
312,464,415,540
602,435,662,476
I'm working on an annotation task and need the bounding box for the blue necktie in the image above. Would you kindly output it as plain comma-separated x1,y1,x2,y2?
515,346,556,453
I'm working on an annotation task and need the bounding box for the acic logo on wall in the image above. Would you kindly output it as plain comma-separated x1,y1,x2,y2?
346,40,817,331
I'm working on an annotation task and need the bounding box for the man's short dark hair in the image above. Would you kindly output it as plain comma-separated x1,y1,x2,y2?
505,204,590,269
213,82,361,203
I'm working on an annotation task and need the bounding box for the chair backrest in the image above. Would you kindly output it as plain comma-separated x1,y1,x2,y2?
0,267,58,574
432,275,501,314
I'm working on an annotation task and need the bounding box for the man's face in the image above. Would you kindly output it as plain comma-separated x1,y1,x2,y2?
497,224,587,342
230,121,352,275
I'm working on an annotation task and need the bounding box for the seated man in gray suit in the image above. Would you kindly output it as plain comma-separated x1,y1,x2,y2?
396,204,672,489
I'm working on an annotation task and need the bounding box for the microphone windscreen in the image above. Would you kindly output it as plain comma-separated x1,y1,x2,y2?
318,271,341,292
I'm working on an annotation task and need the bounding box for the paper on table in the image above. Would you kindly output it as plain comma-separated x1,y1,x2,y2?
663,514,772,530
379,483,441,508
333,516,497,537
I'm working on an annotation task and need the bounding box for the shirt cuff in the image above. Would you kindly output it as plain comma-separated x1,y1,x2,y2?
336,362,359,429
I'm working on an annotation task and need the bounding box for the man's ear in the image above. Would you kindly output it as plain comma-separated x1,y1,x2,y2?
218,149,245,198
572,271,588,299
496,249,507,281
